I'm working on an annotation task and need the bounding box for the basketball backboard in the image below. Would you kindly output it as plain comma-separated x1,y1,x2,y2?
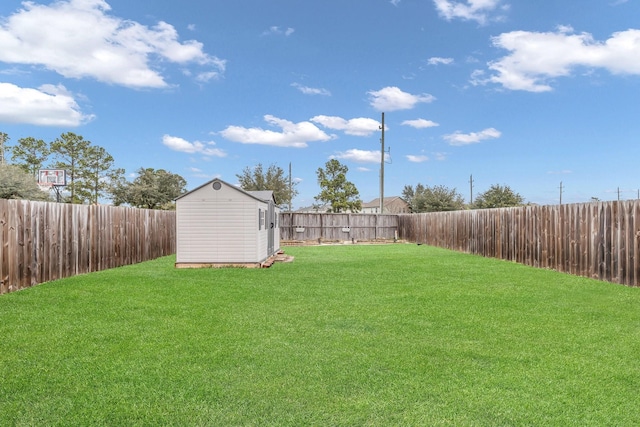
38,169,67,186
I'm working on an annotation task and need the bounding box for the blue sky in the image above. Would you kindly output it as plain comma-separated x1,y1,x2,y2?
1,0,640,208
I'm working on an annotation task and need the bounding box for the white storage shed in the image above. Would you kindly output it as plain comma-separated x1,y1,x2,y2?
175,178,280,267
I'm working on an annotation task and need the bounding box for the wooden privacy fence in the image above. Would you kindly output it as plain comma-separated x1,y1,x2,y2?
0,199,176,294
280,213,398,241
5,200,638,291
397,201,640,287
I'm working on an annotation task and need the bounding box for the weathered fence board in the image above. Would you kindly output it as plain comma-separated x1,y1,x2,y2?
0,200,176,294
397,201,640,287
280,213,398,242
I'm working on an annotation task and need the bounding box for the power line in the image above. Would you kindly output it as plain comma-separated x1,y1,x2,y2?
288,162,292,212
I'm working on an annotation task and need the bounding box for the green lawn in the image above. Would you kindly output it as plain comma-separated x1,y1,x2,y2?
2,244,640,426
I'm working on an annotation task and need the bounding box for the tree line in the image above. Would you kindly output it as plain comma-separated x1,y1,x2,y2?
236,159,361,213
238,159,526,213
0,131,186,208
1,130,524,212
402,183,525,212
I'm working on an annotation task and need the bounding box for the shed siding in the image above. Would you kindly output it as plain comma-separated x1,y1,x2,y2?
176,180,269,264
176,178,280,265
177,200,261,263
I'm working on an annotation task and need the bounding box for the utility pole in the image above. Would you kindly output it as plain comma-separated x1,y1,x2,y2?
0,132,7,165
469,174,474,205
288,162,292,212
559,181,563,205
379,112,385,214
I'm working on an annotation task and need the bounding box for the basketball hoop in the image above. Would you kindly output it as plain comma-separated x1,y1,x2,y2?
38,169,67,202
38,169,66,186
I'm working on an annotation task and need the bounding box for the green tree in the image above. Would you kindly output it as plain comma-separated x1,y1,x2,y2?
315,159,361,213
402,183,465,212
50,132,91,203
76,145,123,205
473,184,524,209
9,136,50,177
0,164,51,201
402,183,423,212
111,167,187,209
236,163,298,209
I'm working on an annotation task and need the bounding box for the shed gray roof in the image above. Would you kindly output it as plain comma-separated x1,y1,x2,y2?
175,177,276,204
248,190,276,204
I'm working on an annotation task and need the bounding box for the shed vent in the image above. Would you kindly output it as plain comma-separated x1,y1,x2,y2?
212,181,222,190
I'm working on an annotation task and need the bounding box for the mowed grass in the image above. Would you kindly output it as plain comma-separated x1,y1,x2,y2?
2,244,640,426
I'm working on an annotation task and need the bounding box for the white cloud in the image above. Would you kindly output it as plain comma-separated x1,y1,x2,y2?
333,149,388,164
433,0,508,25
0,0,225,88
482,27,640,92
187,167,219,180
220,115,334,148
195,71,223,83
402,118,440,129
406,154,429,163
291,83,331,96
162,135,226,157
469,69,487,86
427,57,454,65
443,127,501,145
0,82,94,126
311,115,381,136
0,67,29,76
368,86,435,112
263,26,295,36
